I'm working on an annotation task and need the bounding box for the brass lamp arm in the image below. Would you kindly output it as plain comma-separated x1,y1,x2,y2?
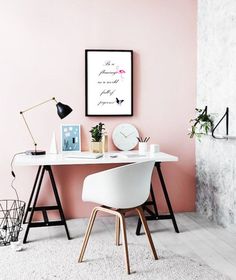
20,97,57,114
20,97,58,153
19,97,72,155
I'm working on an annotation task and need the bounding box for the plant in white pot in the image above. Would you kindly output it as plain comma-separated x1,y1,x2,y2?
89,122,105,153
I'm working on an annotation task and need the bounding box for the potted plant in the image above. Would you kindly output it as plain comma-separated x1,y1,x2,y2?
89,122,105,153
189,107,214,141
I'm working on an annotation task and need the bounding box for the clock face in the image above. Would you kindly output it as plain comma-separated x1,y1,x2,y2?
112,123,139,151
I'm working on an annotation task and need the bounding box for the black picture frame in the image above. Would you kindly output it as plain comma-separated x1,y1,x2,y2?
85,49,133,116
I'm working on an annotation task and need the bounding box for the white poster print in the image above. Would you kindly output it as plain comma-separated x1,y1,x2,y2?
86,50,133,116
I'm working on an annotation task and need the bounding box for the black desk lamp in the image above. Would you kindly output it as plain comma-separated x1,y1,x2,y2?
20,97,72,155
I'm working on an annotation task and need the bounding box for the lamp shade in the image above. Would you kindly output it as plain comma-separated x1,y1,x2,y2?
56,102,73,119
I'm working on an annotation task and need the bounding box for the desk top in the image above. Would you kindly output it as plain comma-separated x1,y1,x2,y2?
14,151,178,167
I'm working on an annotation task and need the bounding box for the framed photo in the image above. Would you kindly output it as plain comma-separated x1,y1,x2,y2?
61,124,81,152
85,49,133,116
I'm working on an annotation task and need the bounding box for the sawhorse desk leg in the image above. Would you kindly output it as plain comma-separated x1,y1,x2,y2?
136,162,179,235
23,165,70,243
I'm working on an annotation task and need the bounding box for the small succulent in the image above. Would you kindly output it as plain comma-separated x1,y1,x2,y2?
189,108,213,140
89,122,105,142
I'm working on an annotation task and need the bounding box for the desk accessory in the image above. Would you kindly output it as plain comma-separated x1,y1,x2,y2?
89,122,105,153
65,152,103,159
20,97,72,155
49,131,58,154
137,136,150,143
150,144,160,154
112,123,139,151
102,132,108,152
138,142,148,155
109,154,118,158
137,136,150,154
61,124,81,152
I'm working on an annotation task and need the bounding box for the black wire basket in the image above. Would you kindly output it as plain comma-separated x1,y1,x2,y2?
0,200,25,246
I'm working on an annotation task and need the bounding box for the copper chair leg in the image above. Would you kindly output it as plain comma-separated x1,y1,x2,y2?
79,205,156,275
78,207,99,262
119,213,131,274
115,215,120,246
135,206,158,260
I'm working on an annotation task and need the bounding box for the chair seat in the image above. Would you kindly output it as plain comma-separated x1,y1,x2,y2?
82,161,155,209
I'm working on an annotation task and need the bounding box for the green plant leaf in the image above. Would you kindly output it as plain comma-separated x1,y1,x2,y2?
188,107,214,140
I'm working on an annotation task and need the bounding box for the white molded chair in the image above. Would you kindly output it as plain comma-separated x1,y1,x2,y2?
78,161,158,274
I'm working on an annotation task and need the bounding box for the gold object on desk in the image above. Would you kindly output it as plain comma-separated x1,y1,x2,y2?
102,133,108,153
90,141,103,153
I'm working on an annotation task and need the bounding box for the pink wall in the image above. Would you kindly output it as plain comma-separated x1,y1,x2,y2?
0,0,196,218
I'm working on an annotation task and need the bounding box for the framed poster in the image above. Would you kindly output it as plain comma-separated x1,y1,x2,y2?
61,124,81,152
85,49,133,116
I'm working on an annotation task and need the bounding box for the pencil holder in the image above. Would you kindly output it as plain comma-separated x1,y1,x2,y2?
139,142,148,155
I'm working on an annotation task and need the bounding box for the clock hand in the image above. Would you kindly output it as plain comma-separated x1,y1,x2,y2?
120,131,127,138
126,131,135,137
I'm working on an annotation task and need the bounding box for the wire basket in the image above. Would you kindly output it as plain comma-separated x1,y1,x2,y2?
0,200,25,246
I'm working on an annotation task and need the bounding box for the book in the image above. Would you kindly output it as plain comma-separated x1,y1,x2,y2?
65,153,103,159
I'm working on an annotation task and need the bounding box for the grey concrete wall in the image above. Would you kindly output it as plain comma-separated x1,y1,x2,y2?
197,0,236,226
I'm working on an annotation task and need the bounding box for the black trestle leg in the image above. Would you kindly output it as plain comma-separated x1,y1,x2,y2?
135,163,179,235
47,166,71,240
156,163,179,233
23,165,71,243
23,166,42,224
23,166,45,243
136,184,157,235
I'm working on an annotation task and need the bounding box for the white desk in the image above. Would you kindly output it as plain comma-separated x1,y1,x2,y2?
15,151,177,166
15,151,179,243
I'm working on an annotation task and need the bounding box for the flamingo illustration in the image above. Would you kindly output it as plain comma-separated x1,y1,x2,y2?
116,68,126,79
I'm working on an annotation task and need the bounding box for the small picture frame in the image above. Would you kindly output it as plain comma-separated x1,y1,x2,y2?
85,49,133,116
61,124,81,152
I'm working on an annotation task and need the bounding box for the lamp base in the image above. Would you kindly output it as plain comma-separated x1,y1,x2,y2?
25,150,46,155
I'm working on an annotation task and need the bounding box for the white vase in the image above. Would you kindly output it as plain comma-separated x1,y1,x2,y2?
49,131,58,154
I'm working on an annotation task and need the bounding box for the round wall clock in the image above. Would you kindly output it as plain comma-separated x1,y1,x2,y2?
112,123,139,151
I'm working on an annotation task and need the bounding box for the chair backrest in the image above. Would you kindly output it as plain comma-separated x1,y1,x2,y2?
82,160,155,209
